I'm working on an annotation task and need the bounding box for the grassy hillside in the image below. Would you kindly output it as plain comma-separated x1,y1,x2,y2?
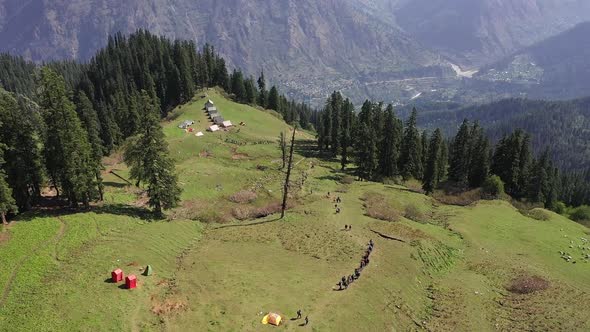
1,89,589,331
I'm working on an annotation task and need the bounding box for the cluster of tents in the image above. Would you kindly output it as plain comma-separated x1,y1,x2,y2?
177,99,234,135
205,99,232,131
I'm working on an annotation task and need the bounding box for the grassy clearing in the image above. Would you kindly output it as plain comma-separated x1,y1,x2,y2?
0,213,201,331
2,90,589,331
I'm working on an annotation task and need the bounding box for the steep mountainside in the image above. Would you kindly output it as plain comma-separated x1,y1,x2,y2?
1,0,590,105
395,0,590,66
476,22,590,100
0,0,444,101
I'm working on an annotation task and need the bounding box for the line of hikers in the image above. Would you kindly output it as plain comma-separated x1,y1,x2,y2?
335,239,374,290
333,194,342,214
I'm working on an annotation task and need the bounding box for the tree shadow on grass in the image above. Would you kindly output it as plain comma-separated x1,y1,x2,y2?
92,204,160,221
16,201,160,222
103,181,128,189
316,167,357,182
293,139,321,159
212,216,281,229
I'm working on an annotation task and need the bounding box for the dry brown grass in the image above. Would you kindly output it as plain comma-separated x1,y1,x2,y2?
403,178,425,194
199,150,212,158
433,188,482,206
231,153,249,160
335,185,349,193
404,204,426,223
526,209,552,221
507,275,550,294
340,175,355,185
231,201,293,220
228,190,258,204
169,199,233,223
511,200,550,220
361,192,400,222
102,151,123,167
0,230,10,245
151,297,188,316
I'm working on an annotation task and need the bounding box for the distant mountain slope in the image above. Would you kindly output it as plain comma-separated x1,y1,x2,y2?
2,0,590,106
476,22,590,100
0,0,444,101
416,97,590,171
395,0,590,66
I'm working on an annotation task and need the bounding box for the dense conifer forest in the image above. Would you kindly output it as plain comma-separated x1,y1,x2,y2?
314,92,590,211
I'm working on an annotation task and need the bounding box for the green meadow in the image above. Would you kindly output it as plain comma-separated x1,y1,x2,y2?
1,89,589,331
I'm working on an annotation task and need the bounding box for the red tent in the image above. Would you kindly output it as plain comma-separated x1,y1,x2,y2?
126,275,137,289
111,269,123,282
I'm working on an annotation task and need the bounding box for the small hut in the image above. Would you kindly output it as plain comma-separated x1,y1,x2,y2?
111,269,124,282
213,116,225,125
126,275,137,289
178,120,195,129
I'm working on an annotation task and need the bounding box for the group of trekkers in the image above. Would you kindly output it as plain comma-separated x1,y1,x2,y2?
294,309,309,326
335,239,374,290
333,194,342,214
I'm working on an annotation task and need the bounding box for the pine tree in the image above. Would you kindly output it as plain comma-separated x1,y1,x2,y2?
468,133,491,188
330,91,343,156
213,57,229,90
399,108,423,180
244,77,257,104
528,156,548,204
355,123,377,181
40,67,98,207
322,102,333,151
257,70,267,106
75,91,105,201
340,99,354,170
0,144,17,224
0,90,44,210
449,119,471,186
358,100,373,127
173,41,195,103
421,130,429,176
516,133,533,198
467,123,490,188
230,70,246,102
423,129,444,194
491,130,525,196
124,91,181,215
268,86,279,111
438,141,449,182
378,104,400,177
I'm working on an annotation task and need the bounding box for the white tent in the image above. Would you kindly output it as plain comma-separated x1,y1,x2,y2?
222,120,233,128
195,132,204,137
208,125,220,132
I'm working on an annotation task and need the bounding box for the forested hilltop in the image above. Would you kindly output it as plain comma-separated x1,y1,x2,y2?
0,30,312,221
1,30,590,225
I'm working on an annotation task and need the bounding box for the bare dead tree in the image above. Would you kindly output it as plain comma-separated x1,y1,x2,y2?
278,131,287,169
281,126,297,219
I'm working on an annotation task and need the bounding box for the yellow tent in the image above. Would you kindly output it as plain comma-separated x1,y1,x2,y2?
261,312,282,326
